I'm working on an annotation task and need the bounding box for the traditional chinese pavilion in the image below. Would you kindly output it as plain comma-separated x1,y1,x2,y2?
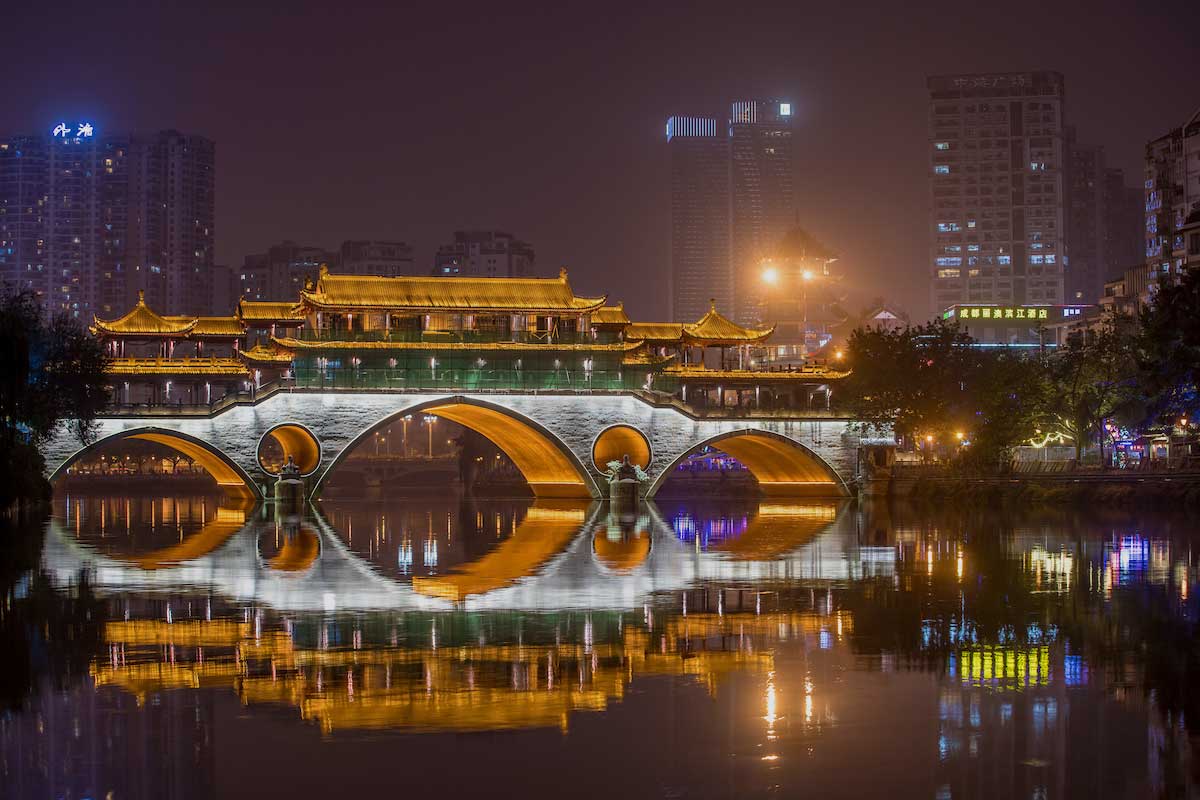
89,269,848,410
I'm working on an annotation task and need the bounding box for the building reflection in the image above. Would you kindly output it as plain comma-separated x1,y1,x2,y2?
87,602,845,736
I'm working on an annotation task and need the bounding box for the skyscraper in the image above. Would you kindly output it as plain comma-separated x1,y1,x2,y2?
0,122,214,317
432,230,535,277
666,115,731,323
127,130,215,314
238,240,337,301
0,123,130,317
927,72,1068,316
1064,132,1144,303
729,100,795,324
340,239,414,277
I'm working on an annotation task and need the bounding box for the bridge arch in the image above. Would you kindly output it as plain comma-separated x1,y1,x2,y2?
646,428,850,499
258,422,322,476
313,396,601,499
48,426,261,500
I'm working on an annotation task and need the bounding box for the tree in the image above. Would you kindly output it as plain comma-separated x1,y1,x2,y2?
1037,313,1139,465
1134,268,1200,427
959,350,1047,472
0,287,110,508
842,318,984,447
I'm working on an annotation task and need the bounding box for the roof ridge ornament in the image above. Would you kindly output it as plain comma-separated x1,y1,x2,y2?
559,266,569,282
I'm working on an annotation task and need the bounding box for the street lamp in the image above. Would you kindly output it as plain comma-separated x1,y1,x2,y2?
761,265,780,285
423,415,437,458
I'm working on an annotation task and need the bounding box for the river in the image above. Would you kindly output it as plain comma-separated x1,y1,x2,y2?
1,488,1196,799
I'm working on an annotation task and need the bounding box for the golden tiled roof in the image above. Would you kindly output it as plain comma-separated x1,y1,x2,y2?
190,316,245,337
105,357,250,377
237,300,307,323
592,303,631,326
624,323,686,343
297,266,606,313
273,336,636,353
685,304,775,344
625,305,775,346
92,292,195,337
240,344,295,364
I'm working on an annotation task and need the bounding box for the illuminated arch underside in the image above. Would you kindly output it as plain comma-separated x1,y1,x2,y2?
592,426,651,471
423,403,591,499
268,529,321,572
704,433,845,497
126,432,255,497
713,503,839,560
264,426,321,475
412,502,587,600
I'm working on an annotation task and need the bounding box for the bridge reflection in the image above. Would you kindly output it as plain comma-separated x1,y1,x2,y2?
42,491,890,614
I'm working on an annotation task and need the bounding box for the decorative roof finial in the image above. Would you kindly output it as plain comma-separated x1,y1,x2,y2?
709,298,717,312
559,266,569,281
137,290,145,305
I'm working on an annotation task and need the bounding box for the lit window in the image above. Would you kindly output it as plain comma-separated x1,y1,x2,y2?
937,222,961,233
936,257,962,267
998,255,1012,265
937,269,961,279
934,165,950,174
967,244,980,252
1030,255,1044,264
1045,254,1056,264
935,142,950,150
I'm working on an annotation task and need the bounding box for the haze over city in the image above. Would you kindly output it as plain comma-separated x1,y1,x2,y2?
4,0,1196,320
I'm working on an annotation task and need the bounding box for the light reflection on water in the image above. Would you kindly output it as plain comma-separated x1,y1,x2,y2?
1,490,1197,798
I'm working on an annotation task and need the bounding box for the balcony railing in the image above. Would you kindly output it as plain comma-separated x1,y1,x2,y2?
293,329,599,346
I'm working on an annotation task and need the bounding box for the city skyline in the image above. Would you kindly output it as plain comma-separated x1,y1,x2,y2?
1,2,1197,323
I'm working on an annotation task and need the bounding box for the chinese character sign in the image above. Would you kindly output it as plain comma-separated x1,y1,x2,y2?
50,121,95,139
961,306,1051,322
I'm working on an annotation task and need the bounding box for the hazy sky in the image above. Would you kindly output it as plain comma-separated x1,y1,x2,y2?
4,0,1197,320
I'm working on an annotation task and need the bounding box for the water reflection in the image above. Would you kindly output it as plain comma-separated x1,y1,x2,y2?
4,490,1200,797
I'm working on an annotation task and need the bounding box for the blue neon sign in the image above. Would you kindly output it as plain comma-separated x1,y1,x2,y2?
51,122,95,139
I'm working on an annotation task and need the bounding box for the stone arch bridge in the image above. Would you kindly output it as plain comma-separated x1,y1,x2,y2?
42,391,866,500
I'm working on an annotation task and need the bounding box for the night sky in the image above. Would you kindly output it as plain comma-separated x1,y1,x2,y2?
4,1,1198,320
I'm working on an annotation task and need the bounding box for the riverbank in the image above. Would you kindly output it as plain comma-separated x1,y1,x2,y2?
902,473,1200,508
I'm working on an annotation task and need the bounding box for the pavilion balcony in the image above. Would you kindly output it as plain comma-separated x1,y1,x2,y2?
294,328,594,346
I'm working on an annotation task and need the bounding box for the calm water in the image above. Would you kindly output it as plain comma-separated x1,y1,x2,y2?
2,489,1199,799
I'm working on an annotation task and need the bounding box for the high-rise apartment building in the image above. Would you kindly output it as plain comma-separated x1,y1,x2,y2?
729,100,795,323
1064,132,1145,303
432,231,535,277
0,122,214,318
340,239,414,277
666,115,731,323
239,241,337,301
1145,109,1200,277
127,130,215,313
928,72,1067,316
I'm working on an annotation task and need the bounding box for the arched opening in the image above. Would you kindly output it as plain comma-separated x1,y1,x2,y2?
50,427,259,500
648,430,848,499
591,424,652,472
258,423,321,476
314,397,598,500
